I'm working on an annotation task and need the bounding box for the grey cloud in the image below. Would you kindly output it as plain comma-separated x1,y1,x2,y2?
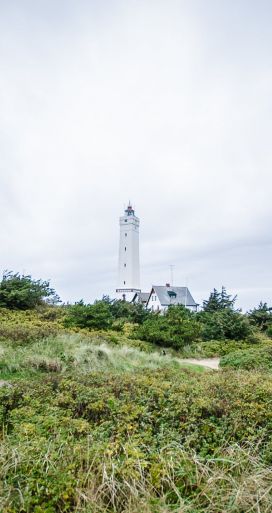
0,0,271,310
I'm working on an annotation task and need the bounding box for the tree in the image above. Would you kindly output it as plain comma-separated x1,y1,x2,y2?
63,300,113,330
98,296,150,325
0,271,60,310
136,305,201,349
202,287,237,312
198,309,252,341
248,302,272,332
109,299,150,325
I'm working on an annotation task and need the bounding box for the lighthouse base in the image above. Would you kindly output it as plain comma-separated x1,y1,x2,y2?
115,288,141,302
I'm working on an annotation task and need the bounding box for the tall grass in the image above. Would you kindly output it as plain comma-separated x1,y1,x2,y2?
0,333,206,378
0,439,271,512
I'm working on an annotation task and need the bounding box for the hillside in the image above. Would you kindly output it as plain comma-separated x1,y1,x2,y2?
1,306,272,512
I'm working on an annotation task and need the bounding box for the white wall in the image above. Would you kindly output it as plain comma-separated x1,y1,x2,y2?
116,209,140,294
146,291,197,313
146,292,163,312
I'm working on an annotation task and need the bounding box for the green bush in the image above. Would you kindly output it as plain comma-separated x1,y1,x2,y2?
108,298,150,324
220,346,272,371
0,271,59,310
198,309,252,341
135,305,201,350
181,339,256,358
247,301,272,332
63,300,113,330
0,308,61,343
1,368,272,512
1,305,272,512
267,325,272,338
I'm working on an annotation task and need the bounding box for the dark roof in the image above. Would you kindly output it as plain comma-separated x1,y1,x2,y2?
132,292,150,303
149,286,197,307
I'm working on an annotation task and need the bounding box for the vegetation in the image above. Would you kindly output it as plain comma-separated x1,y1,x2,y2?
248,302,272,333
202,286,237,312
0,332,205,379
63,300,114,330
220,346,272,371
197,309,252,341
1,340,272,512
1,273,272,511
64,297,151,332
135,305,201,349
0,271,59,310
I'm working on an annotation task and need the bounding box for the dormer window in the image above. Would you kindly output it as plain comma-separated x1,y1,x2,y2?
167,291,177,298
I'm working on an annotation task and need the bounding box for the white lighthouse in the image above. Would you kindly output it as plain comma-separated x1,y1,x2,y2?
116,203,141,301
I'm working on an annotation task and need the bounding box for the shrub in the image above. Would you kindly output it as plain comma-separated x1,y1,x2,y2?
198,309,252,341
220,346,272,371
108,298,150,324
267,325,272,338
135,306,201,349
247,301,272,332
1,368,272,511
181,339,258,358
0,323,58,343
0,308,61,343
0,271,60,310
63,300,113,330
26,355,62,372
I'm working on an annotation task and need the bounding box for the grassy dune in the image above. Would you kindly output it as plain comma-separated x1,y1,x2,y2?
0,333,206,380
0,310,272,512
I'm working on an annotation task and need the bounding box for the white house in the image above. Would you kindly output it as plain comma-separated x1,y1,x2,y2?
146,284,198,313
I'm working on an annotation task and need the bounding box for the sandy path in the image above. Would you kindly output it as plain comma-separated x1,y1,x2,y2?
179,358,220,370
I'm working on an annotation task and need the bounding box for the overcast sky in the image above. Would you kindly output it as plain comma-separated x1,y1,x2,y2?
1,0,272,310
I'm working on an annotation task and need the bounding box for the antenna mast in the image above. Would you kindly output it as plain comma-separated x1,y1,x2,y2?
185,275,188,307
169,265,175,286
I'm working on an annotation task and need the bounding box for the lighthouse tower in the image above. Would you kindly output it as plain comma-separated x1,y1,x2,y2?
116,203,141,301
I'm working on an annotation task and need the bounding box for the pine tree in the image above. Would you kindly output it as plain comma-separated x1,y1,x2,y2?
203,287,237,312
248,302,272,331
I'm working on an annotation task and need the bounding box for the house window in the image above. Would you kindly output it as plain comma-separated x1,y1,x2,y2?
125,220,127,222
124,281,126,285
124,263,126,267
125,247,126,251
125,233,127,237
